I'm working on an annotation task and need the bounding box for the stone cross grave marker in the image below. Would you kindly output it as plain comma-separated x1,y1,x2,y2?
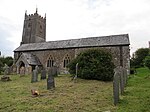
113,70,120,106
41,69,47,80
47,69,55,90
31,69,38,83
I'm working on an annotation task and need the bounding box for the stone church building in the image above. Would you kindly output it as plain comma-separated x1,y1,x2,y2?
14,10,130,75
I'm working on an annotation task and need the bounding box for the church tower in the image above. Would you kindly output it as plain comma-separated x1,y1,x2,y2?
21,9,46,44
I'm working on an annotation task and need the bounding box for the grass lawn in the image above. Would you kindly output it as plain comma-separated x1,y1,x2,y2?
117,67,150,112
0,67,150,112
0,74,116,112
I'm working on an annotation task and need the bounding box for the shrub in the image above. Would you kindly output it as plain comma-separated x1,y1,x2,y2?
67,49,115,81
131,48,150,68
144,56,150,70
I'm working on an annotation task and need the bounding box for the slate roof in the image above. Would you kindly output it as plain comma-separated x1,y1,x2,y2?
22,53,41,65
14,34,129,52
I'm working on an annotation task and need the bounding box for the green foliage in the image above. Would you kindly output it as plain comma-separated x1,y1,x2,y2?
144,55,150,69
0,56,13,67
0,60,3,74
5,56,14,66
67,49,115,81
0,56,13,73
131,48,150,68
118,67,150,111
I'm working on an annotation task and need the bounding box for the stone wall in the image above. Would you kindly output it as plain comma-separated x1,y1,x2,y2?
14,45,130,74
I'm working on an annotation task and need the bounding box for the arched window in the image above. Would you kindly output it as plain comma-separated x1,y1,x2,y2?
47,55,54,67
63,54,70,68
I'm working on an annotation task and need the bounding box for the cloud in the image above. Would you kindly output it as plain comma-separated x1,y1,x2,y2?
0,0,150,56
0,19,13,56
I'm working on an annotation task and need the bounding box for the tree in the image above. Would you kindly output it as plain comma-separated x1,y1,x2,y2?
67,49,115,81
0,60,3,74
0,56,13,67
0,56,13,74
131,48,150,68
5,57,13,66
144,55,150,70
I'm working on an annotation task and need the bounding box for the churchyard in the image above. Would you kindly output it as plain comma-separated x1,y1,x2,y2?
0,67,150,112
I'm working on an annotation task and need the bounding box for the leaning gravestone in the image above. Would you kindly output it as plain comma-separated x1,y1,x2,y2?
119,67,124,95
47,69,55,89
41,69,47,80
115,66,125,95
1,75,11,81
31,69,38,83
123,68,127,86
113,70,120,106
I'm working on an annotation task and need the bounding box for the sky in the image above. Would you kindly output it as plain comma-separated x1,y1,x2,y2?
0,0,150,57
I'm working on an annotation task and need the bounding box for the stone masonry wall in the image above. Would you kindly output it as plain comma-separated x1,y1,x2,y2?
14,45,130,74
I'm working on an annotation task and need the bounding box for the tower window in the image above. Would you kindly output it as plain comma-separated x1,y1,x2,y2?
47,55,54,67
63,54,70,68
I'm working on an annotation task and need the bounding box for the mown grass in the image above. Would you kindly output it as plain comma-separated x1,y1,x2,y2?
117,67,150,112
0,74,116,112
1,67,150,112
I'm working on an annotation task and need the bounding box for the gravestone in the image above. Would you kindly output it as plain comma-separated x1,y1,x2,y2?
35,65,39,73
47,69,55,89
115,66,124,95
119,67,124,95
41,69,47,80
11,64,17,74
123,68,127,86
31,69,38,83
3,64,9,76
20,66,25,76
113,71,120,106
72,63,78,82
51,67,57,76
1,75,11,81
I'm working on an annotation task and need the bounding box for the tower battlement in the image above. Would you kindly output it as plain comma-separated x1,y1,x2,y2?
21,9,46,45
25,11,46,22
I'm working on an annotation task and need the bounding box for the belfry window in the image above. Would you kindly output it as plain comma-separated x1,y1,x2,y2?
63,54,70,68
47,55,54,67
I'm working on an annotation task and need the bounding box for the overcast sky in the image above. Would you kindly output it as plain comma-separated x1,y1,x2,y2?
0,0,150,57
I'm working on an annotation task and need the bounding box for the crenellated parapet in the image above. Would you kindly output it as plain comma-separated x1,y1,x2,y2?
25,10,46,22
21,9,46,44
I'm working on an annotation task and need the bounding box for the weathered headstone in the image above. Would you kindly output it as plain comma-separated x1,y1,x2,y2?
3,64,9,76
73,63,78,82
31,69,38,83
123,68,127,86
20,66,25,76
11,64,17,74
119,67,124,95
1,75,11,81
41,69,46,80
51,67,57,76
47,69,55,89
115,66,124,95
113,71,120,106
35,65,39,73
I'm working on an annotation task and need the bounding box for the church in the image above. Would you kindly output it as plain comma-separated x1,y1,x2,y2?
14,10,130,75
